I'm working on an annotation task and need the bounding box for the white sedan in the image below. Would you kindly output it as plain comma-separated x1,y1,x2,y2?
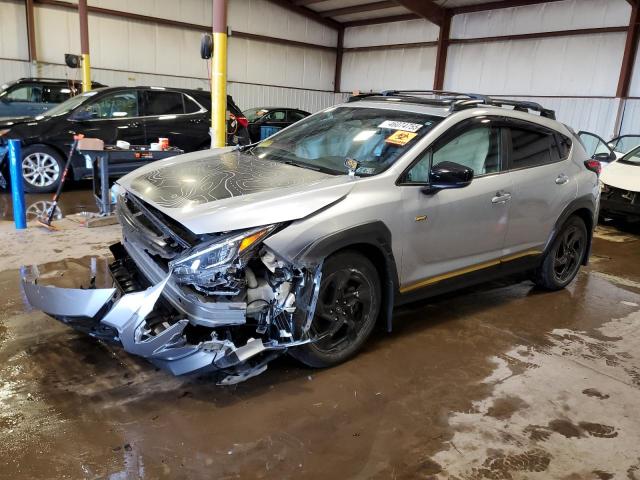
600,145,640,222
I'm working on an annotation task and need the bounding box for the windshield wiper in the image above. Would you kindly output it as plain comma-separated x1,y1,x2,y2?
237,141,260,152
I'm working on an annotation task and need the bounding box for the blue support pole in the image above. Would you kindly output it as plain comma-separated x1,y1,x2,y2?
8,139,26,229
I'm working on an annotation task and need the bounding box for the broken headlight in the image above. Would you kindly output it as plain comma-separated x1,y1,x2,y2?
169,225,276,285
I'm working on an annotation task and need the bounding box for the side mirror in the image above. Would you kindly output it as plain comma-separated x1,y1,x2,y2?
593,151,616,164
422,161,474,194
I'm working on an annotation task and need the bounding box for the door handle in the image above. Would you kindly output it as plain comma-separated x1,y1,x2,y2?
555,173,569,185
128,121,142,128
491,191,512,204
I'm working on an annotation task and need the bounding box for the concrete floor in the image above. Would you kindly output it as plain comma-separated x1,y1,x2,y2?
1,190,639,479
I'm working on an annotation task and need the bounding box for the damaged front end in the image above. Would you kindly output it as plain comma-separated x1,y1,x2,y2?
22,192,322,385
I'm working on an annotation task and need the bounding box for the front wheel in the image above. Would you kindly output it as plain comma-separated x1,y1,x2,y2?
290,251,381,368
533,216,588,290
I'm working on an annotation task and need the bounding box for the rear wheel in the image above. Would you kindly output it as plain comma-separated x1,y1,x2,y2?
290,251,381,368
533,216,587,290
21,145,64,193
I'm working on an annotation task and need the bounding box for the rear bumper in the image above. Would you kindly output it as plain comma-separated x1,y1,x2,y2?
21,244,303,380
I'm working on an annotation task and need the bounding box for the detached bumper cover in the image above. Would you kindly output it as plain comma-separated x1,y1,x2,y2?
21,257,305,379
22,275,221,375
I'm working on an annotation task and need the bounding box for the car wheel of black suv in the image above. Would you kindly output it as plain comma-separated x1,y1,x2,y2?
290,251,381,368
21,145,64,193
533,216,587,290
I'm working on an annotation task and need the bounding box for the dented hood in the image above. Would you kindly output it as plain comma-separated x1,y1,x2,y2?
600,160,640,192
117,148,354,234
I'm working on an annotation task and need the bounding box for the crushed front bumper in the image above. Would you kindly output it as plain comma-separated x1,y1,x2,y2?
21,244,307,382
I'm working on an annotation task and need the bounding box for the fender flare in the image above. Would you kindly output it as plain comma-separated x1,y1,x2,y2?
295,221,399,332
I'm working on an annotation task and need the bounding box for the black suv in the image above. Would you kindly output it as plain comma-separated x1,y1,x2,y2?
0,86,249,192
0,78,106,119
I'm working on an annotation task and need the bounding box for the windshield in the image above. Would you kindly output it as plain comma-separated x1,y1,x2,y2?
249,106,442,175
243,107,270,122
0,81,15,96
42,90,98,118
618,146,640,166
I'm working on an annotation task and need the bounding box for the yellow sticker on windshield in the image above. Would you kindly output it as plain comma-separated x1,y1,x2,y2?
385,130,417,146
260,139,273,147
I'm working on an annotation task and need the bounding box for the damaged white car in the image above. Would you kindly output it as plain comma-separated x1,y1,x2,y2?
23,92,599,384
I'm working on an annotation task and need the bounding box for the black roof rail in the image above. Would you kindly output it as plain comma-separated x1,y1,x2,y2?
380,89,491,102
450,97,556,119
347,90,556,120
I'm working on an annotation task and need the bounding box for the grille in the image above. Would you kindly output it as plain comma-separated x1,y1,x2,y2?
604,187,637,205
117,192,191,260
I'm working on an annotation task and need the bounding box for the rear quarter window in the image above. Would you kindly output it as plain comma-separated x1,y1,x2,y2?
557,134,572,159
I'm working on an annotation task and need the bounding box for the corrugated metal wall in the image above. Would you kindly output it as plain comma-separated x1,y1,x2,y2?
493,96,622,138
341,19,439,92
0,0,341,112
339,0,635,138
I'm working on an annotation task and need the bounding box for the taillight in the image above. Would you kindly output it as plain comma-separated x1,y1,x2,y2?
584,159,601,176
236,116,249,129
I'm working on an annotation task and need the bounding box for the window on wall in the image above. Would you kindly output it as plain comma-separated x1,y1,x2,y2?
509,127,560,169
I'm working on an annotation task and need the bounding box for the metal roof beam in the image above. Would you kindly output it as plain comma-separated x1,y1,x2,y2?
319,1,396,18
393,0,445,26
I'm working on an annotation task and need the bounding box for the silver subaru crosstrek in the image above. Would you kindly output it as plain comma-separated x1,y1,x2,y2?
23,91,601,384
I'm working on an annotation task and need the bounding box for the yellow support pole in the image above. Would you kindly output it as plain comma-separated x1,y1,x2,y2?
78,0,92,92
211,0,228,148
81,53,92,93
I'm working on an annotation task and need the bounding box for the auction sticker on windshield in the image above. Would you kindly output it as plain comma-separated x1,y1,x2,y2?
378,120,423,132
385,130,417,146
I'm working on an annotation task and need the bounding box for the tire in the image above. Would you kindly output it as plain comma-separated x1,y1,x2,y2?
290,250,381,368
533,216,588,291
21,145,65,193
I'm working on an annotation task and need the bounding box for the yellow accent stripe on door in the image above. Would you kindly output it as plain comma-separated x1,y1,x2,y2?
400,249,542,294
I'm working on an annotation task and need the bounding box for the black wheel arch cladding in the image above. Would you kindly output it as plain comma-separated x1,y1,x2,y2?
296,220,398,332
547,194,597,266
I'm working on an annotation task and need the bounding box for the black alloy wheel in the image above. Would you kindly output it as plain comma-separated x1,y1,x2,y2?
290,251,380,368
533,216,588,290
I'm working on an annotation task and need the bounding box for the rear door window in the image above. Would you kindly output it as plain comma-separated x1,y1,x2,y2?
578,131,611,158
145,91,184,116
288,110,308,122
42,86,72,104
265,110,286,121
509,127,560,169
183,95,202,114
